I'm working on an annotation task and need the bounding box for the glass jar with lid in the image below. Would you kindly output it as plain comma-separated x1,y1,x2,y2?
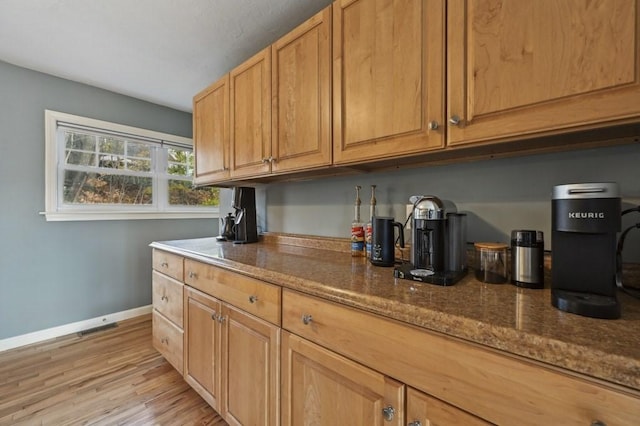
474,242,508,284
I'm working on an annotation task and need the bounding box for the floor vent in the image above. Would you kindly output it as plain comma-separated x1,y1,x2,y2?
78,322,118,336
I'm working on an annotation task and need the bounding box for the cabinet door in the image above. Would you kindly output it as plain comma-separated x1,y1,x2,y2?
407,387,491,426
184,287,222,411
332,0,444,164
447,0,640,146
281,331,404,426
193,75,230,184
271,5,332,174
221,304,280,426
230,47,272,178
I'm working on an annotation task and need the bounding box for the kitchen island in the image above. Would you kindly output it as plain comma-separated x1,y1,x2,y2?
150,234,640,425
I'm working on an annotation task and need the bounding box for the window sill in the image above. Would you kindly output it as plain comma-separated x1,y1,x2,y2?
40,210,219,222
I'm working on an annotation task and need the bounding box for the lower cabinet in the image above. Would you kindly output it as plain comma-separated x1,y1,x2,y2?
184,286,280,426
281,331,404,426
406,387,490,426
184,287,222,410
281,288,640,425
152,249,640,426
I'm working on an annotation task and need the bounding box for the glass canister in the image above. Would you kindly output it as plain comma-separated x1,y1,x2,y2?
474,242,508,284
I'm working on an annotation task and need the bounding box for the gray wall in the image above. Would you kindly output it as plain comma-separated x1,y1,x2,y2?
0,61,217,339
263,142,640,260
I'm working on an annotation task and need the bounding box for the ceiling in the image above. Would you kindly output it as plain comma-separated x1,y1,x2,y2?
0,0,332,112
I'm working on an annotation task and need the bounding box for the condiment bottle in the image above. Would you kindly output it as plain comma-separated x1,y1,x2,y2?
351,185,365,257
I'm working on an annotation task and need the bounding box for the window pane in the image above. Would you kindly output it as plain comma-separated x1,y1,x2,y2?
65,150,97,167
168,179,219,206
63,170,152,205
99,137,125,155
65,131,97,166
167,147,194,177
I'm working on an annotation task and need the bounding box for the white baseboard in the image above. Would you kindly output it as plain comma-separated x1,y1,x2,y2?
0,305,152,353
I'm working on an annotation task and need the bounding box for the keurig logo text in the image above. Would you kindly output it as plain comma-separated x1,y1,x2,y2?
568,212,605,219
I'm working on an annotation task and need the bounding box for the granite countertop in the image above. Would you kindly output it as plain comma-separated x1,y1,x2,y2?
150,234,640,392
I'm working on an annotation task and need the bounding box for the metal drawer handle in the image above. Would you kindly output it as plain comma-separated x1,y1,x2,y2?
161,337,169,345
302,314,313,325
217,315,226,324
161,262,168,268
591,421,607,426
408,421,422,426
249,295,258,304
161,295,168,302
382,405,395,422
188,271,196,279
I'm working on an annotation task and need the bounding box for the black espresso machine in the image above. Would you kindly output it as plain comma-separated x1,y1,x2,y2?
551,182,621,319
394,195,467,285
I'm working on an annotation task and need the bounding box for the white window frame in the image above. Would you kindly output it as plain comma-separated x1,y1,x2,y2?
43,110,219,221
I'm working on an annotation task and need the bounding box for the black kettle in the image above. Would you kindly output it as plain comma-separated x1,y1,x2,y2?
221,213,235,240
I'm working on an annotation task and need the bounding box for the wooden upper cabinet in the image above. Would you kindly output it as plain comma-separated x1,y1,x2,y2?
332,0,445,165
230,47,272,179
193,75,230,185
447,0,640,146
272,6,332,174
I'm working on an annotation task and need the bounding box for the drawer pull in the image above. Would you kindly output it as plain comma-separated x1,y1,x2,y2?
408,421,422,426
188,271,196,279
161,295,168,302
249,295,258,304
217,315,226,324
161,337,169,345
591,422,606,426
302,314,313,325
161,262,168,268
382,405,395,422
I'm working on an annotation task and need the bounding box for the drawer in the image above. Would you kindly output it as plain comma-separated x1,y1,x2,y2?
184,259,281,326
152,270,184,328
152,310,184,375
152,249,184,281
282,289,640,425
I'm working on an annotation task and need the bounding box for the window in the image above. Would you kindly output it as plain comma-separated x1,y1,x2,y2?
44,110,219,221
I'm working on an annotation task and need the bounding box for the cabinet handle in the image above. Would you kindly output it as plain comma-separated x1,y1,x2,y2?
249,295,258,304
301,314,313,325
428,120,439,130
218,315,226,324
161,295,168,302
382,405,395,422
449,115,462,126
161,262,168,268
161,337,168,345
408,421,422,426
591,422,607,426
211,312,217,321
188,271,196,279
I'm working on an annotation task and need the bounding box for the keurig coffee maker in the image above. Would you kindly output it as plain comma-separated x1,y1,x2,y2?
231,186,258,244
551,183,621,319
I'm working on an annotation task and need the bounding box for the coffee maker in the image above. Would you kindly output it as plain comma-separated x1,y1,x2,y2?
231,186,258,244
394,196,467,285
551,183,621,319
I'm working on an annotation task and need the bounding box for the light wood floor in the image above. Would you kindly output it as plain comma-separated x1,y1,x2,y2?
0,314,227,426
